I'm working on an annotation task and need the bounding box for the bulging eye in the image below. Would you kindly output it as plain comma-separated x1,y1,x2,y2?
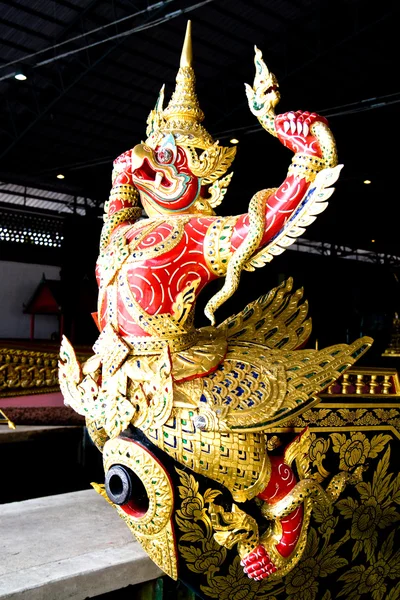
156,133,177,165
157,148,173,164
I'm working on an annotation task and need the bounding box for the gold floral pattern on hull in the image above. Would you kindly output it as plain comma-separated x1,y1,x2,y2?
174,422,400,599
174,467,227,578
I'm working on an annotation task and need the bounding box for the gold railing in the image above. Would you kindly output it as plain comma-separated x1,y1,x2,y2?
0,348,59,397
0,347,90,398
322,366,400,396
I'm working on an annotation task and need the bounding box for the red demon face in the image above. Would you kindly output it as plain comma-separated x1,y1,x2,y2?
131,134,201,216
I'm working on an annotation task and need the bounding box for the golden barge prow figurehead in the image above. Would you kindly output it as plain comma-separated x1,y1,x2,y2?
60,19,373,596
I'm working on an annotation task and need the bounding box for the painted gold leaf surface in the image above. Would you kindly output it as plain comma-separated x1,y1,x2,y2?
173,398,400,599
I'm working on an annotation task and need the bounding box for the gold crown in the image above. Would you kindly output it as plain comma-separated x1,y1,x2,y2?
145,21,236,184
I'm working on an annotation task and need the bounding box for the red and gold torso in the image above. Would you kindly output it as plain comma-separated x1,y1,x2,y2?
96,216,215,341
96,171,314,345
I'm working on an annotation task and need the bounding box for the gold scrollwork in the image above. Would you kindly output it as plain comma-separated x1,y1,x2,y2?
101,437,178,579
289,405,400,430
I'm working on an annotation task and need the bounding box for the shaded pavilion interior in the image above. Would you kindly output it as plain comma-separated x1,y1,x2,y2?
0,2,399,599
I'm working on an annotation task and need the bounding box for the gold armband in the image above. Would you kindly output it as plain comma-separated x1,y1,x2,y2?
100,207,142,249
204,216,238,277
104,184,139,214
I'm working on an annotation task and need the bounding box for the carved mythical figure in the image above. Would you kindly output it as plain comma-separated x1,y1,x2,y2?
59,21,372,591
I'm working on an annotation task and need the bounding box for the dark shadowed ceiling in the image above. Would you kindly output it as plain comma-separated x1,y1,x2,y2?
0,0,398,253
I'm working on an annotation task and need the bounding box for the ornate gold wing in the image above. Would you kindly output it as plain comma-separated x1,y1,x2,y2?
217,278,311,351
278,336,374,419
202,335,373,432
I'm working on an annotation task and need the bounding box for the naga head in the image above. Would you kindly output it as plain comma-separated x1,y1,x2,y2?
131,21,237,217
245,46,280,119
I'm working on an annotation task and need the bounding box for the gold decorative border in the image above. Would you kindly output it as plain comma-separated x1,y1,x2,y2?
102,436,178,579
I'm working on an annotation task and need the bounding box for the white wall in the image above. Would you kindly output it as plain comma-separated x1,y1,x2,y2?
0,261,61,339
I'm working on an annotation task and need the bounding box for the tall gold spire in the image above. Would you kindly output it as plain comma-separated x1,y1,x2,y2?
145,20,237,183
163,20,205,125
180,20,193,67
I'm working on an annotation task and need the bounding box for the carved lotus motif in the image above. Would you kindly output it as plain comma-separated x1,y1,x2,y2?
338,531,400,600
180,495,206,521
339,432,371,470
284,527,347,600
285,558,319,600
308,436,330,463
351,497,382,541
358,561,391,598
202,557,265,600
189,544,226,576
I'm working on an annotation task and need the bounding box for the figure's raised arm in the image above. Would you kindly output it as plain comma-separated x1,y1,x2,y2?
201,48,341,324
97,29,341,328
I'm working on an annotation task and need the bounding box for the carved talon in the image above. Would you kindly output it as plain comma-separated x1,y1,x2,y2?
275,110,328,156
241,544,277,580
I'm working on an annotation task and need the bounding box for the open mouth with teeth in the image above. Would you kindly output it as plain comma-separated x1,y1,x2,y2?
133,158,172,190
131,143,200,212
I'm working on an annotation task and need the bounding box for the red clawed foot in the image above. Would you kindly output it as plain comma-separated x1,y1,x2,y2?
241,544,278,581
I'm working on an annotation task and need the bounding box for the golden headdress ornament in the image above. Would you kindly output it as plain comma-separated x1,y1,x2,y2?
146,21,236,184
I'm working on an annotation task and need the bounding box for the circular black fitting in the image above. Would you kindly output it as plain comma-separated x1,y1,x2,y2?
105,465,134,505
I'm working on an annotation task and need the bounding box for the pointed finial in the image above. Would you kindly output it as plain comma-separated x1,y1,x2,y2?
163,19,204,125
145,16,236,182
180,21,193,67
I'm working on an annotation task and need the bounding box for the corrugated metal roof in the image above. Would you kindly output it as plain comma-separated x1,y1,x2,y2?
0,0,398,249
0,181,89,215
